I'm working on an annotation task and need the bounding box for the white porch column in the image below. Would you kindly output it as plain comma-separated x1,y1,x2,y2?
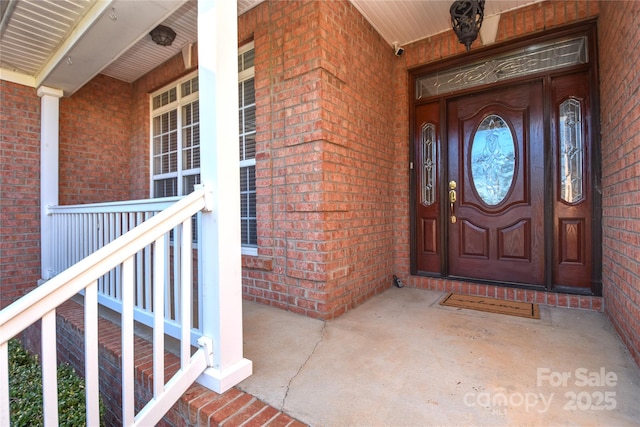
37,86,63,282
196,0,252,393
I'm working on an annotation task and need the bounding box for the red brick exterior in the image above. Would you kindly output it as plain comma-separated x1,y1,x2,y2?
239,0,395,319
2,0,637,360
59,74,133,205
598,0,640,368
5,0,640,422
0,81,41,309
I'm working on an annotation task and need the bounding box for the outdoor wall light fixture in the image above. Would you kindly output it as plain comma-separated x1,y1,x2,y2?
149,24,177,46
450,0,485,51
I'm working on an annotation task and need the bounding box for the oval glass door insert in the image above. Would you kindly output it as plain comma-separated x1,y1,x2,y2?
470,115,516,205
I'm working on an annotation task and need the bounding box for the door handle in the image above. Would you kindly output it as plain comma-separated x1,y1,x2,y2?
449,180,457,224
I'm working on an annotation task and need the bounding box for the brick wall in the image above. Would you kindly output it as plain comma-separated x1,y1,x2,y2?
238,0,395,319
59,74,133,205
598,0,640,368
0,81,41,308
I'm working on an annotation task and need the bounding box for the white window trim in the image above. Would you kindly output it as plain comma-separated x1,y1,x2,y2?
149,70,200,198
239,42,257,256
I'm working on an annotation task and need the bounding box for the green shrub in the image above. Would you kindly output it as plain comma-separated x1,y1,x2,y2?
8,339,104,426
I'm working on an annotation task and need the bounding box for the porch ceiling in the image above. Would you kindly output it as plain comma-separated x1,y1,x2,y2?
0,0,540,96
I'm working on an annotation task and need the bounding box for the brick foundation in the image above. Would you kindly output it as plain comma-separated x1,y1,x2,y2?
412,277,603,312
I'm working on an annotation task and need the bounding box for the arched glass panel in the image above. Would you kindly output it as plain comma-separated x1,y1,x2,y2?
471,115,516,205
559,98,583,203
420,123,436,206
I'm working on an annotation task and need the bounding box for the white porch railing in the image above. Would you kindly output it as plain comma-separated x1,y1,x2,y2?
0,186,214,427
48,195,203,345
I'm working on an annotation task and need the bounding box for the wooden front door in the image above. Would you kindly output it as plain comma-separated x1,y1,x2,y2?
447,82,545,286
413,72,596,293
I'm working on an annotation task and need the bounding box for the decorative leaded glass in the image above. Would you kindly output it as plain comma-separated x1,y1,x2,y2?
559,98,583,203
420,123,436,206
416,36,587,98
470,115,515,206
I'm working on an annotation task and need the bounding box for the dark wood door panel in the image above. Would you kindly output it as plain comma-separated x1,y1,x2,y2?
448,82,545,286
551,72,593,290
414,101,441,274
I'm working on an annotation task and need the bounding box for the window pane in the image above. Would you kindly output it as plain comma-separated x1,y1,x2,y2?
559,98,583,203
244,133,256,160
239,49,255,72
183,174,201,194
243,78,255,106
239,78,256,162
152,87,177,110
243,50,255,70
240,165,257,246
241,193,248,216
155,178,178,197
249,192,256,217
182,101,200,170
245,105,256,134
420,123,436,206
471,115,516,206
181,76,199,97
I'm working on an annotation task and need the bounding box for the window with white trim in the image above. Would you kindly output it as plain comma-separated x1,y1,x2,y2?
149,45,257,253
151,72,201,198
239,42,257,251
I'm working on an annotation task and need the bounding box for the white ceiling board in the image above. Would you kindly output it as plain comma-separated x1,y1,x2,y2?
1,0,546,95
101,0,197,83
350,0,543,46
41,0,187,95
0,0,96,76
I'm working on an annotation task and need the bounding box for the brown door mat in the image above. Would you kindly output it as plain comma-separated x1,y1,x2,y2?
440,293,540,319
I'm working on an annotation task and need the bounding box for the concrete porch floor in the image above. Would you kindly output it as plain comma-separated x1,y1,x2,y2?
237,288,640,426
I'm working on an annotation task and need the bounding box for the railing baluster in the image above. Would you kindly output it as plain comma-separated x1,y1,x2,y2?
92,214,96,259
144,213,152,311
109,213,116,298
0,341,9,426
121,256,135,426
75,213,81,263
153,237,165,398
42,310,59,425
196,211,203,331
170,226,179,321
136,213,143,309
181,218,192,366
98,214,104,294
115,212,123,300
84,280,100,426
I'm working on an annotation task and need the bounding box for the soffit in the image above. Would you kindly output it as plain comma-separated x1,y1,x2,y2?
0,0,541,96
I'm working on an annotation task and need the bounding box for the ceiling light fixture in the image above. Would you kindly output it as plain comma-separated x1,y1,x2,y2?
149,24,177,47
450,0,485,51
